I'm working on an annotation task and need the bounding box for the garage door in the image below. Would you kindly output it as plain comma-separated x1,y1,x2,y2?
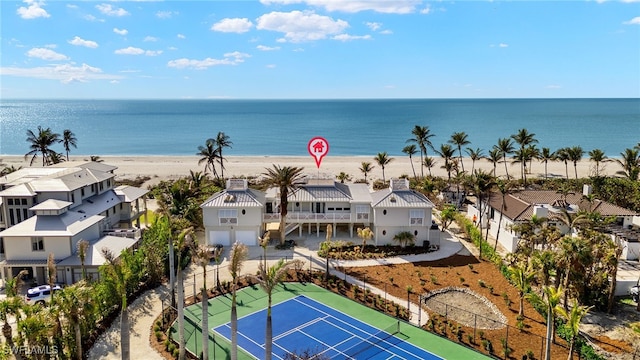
209,231,231,246
236,230,257,246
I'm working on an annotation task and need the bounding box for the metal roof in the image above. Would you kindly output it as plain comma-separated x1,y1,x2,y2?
201,188,265,208
372,188,435,208
58,235,137,266
114,185,149,202
0,211,104,237
30,199,72,211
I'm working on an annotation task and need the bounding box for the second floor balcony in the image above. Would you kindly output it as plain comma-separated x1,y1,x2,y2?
263,212,354,223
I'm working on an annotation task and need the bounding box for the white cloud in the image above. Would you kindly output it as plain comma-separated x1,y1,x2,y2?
491,43,509,48
211,18,253,33
168,46,178,51
68,36,98,48
167,52,250,70
380,29,393,35
365,22,382,31
66,4,77,9
44,44,56,49
144,36,158,42
256,11,349,43
110,80,120,84
261,0,418,13
156,11,177,19
257,45,281,51
114,47,162,56
266,64,276,68
26,48,69,61
623,16,640,25
546,85,562,89
96,4,129,17
332,34,371,41
1,63,122,83
177,34,186,39
17,0,50,19
114,28,128,36
420,4,432,14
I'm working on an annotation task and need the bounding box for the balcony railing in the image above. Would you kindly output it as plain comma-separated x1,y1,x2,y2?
103,228,141,239
263,212,352,223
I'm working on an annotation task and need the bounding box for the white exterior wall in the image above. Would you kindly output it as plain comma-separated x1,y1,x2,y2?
373,207,431,246
69,188,82,208
202,206,263,246
620,240,640,261
488,217,519,253
4,236,72,260
36,192,68,203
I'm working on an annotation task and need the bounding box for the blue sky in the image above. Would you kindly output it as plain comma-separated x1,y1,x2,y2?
1,0,639,99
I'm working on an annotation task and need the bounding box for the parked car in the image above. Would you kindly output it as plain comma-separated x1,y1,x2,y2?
630,285,639,303
24,284,62,305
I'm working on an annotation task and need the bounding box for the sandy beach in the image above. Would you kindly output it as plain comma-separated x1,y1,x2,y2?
0,154,624,186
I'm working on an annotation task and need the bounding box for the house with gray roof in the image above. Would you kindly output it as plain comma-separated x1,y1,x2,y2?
0,162,147,285
202,177,435,248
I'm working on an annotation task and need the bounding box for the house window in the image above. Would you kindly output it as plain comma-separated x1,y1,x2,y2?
410,210,425,225
21,199,27,205
81,188,85,197
7,199,13,206
218,209,238,225
383,209,387,215
356,205,369,220
71,193,75,203
22,208,28,220
9,209,14,225
99,182,104,191
31,237,44,251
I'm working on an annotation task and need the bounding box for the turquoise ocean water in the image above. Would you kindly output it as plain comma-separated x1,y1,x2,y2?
0,98,638,157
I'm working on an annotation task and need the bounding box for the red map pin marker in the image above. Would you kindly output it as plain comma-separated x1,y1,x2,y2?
308,136,329,168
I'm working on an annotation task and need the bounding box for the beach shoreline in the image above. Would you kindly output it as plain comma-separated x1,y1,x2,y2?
0,154,623,187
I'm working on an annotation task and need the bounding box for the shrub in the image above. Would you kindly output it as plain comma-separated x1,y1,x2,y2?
481,339,493,353
430,275,438,284
459,277,465,284
525,350,535,359
466,334,474,344
478,279,486,288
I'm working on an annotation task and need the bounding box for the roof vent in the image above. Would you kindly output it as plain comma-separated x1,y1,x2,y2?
390,196,396,203
224,194,236,203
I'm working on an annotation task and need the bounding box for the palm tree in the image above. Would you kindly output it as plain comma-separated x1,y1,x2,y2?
1,164,22,176
556,147,570,179
374,152,393,183
401,144,418,178
197,138,220,179
262,165,305,245
25,126,61,166
615,148,640,180
465,147,484,174
509,262,535,317
101,248,132,360
359,162,374,184
588,148,608,177
496,138,514,178
57,282,94,360
449,132,470,172
423,157,436,177
567,146,584,179
336,172,352,183
229,242,248,360
62,129,78,161
357,227,374,253
528,285,564,360
89,155,103,162
192,244,211,360
0,298,23,360
539,147,555,179
77,239,89,281
175,227,194,360
48,151,66,165
254,259,295,360
494,179,513,251
556,302,592,360
511,128,538,181
472,169,495,258
407,125,435,177
486,148,502,177
392,231,415,248
214,131,233,180
436,144,456,181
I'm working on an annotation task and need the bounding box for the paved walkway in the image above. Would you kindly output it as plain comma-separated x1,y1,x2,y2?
87,229,472,359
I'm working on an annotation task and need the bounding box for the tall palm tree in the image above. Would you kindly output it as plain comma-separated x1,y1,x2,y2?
62,129,78,161
588,148,608,177
374,152,393,183
101,248,132,360
556,147,570,179
359,162,374,184
509,262,535,317
336,172,351,183
615,148,640,180
192,244,210,360
539,147,555,179
254,259,295,360
57,282,94,360
401,144,418,178
493,179,513,251
0,298,23,360
511,128,538,182
197,138,220,179
423,157,435,177
486,148,502,177
262,165,305,245
472,169,495,258
449,132,470,172
25,126,61,166
567,146,584,179
407,125,435,177
175,227,194,360
77,239,89,281
527,285,564,360
229,242,248,360
436,144,456,181
465,147,484,174
555,302,592,360
496,138,514,178
214,131,233,181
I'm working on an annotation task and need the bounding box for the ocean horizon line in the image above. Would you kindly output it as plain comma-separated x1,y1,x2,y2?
2,96,639,101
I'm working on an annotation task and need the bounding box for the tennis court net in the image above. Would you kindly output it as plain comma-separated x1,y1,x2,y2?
341,320,400,359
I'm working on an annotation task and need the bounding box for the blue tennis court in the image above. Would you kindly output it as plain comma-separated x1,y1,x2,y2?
214,295,443,360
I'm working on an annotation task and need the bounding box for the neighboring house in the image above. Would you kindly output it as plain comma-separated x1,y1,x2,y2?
202,178,436,248
469,185,639,259
0,162,148,285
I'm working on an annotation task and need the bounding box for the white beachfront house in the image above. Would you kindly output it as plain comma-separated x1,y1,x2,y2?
467,185,639,260
0,162,148,285
201,178,437,248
